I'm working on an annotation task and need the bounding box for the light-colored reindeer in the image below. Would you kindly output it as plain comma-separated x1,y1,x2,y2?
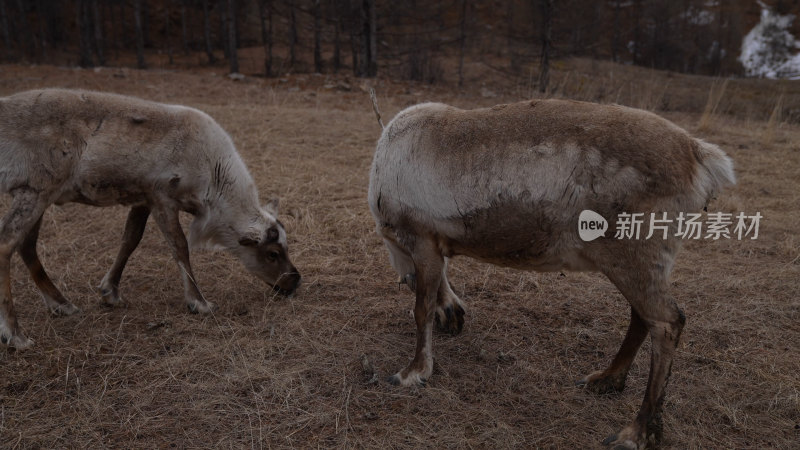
0,88,300,349
368,98,735,449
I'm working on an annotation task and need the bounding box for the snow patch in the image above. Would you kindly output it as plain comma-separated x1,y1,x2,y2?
739,2,800,79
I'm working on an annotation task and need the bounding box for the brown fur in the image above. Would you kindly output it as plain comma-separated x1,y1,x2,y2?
369,99,735,449
0,89,300,350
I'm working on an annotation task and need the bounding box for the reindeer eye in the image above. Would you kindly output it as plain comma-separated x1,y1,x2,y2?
267,250,280,261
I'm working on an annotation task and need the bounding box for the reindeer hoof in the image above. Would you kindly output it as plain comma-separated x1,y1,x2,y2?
601,434,618,446
602,436,638,450
602,424,648,449
602,434,638,449
435,304,465,336
577,371,626,394
49,302,81,317
387,371,427,387
187,300,217,314
99,287,123,307
1,333,34,350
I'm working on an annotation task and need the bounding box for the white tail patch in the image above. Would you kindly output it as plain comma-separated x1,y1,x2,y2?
694,139,736,204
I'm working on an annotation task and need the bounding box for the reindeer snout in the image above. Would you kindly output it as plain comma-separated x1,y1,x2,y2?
273,270,301,296
288,271,301,292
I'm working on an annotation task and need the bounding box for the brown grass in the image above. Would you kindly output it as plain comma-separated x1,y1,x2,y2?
698,78,729,132
762,92,785,148
0,58,798,448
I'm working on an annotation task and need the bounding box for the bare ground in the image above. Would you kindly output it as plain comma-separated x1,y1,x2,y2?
0,60,798,448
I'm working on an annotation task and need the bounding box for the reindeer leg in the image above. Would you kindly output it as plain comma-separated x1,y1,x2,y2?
99,205,150,306
388,237,443,386
18,215,80,316
602,302,684,449
577,306,647,394
379,228,416,291
0,188,52,349
151,205,216,314
599,254,684,449
435,258,465,336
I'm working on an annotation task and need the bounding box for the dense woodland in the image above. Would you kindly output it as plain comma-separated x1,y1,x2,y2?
0,1,795,83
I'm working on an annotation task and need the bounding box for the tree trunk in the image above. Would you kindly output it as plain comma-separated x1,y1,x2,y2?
350,29,359,76
202,0,215,63
117,0,125,53
358,0,375,77
288,0,297,68
134,0,146,68
77,0,94,67
611,0,620,62
259,0,272,76
219,3,228,59
537,0,552,93
650,5,659,68
359,1,368,76
590,0,600,62
457,0,467,86
0,0,11,59
92,0,105,65
14,0,33,58
331,0,340,72
181,0,189,56
313,0,322,73
35,0,47,60
711,2,723,75
438,0,445,32
507,0,517,70
632,0,641,65
227,0,238,73
141,0,150,47
165,1,173,65
46,1,63,49
109,0,118,59
3,0,17,53
367,0,376,76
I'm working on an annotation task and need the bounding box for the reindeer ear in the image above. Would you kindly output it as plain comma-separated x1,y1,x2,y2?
264,198,280,216
266,226,279,243
238,236,259,247
238,227,262,247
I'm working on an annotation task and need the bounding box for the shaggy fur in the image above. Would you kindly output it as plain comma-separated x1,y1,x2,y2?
0,89,300,350
368,99,735,449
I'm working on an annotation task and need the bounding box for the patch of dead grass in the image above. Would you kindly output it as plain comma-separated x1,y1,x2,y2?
0,60,797,448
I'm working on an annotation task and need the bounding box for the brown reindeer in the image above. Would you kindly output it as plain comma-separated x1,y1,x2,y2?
0,89,300,349
368,99,735,449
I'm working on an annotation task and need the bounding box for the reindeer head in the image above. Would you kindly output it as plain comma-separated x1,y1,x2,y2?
233,199,301,296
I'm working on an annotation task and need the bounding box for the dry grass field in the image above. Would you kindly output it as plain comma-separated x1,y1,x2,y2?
0,59,798,448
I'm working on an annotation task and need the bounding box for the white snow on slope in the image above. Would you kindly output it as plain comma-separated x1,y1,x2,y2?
740,1,800,79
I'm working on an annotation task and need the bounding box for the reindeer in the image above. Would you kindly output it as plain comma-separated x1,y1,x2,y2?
368,98,735,449
0,88,300,349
